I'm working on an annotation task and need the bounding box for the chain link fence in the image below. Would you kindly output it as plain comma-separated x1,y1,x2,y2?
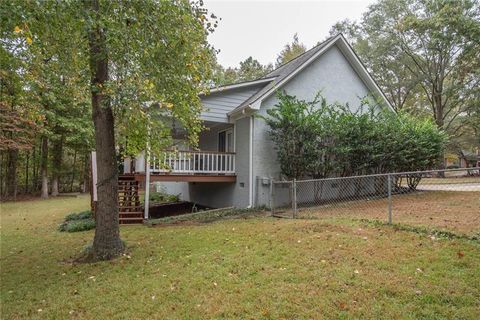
271,167,480,236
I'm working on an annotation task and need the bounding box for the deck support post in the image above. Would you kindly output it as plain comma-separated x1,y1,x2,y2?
144,122,151,220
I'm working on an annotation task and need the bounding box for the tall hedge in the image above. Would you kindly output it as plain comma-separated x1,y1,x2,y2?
262,92,447,179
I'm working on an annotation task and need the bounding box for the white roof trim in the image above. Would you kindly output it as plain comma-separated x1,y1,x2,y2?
203,77,277,95
228,34,395,116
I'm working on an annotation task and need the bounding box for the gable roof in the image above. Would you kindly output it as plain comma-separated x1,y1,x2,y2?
232,36,336,111
225,34,395,117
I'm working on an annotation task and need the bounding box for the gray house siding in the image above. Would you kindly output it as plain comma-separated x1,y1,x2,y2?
197,123,233,151
200,85,264,123
189,117,251,208
153,181,190,201
253,44,372,207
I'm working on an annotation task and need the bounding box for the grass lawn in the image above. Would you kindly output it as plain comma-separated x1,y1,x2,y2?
1,196,480,319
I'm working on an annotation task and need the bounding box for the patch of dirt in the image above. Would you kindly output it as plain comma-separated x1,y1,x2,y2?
298,191,480,236
148,201,211,219
151,220,203,228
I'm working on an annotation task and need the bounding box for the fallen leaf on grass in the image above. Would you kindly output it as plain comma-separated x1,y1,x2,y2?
457,251,464,258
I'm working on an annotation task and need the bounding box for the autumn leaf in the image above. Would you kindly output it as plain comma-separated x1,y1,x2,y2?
14,26,21,33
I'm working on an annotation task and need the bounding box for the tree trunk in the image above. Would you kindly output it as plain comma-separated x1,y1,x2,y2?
25,150,29,194
40,136,49,199
32,145,37,192
51,136,64,196
70,150,77,192
85,0,124,260
0,152,4,199
5,149,18,200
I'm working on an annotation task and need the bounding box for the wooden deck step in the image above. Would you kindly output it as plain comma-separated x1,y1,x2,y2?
118,176,143,224
119,211,143,215
119,218,144,225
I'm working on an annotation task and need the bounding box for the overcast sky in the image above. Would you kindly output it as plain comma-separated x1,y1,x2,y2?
204,0,374,68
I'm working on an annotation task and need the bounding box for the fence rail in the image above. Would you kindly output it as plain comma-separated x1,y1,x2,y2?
151,150,235,175
271,168,480,235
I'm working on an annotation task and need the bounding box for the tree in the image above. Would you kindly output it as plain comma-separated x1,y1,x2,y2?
237,57,273,82
0,102,38,200
2,0,216,260
211,56,272,85
276,33,306,67
0,29,40,199
329,0,480,137
83,0,217,260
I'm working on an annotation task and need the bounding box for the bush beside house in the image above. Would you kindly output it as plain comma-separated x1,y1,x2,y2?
263,92,447,180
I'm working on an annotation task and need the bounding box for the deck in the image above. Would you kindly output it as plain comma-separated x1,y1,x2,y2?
130,150,236,183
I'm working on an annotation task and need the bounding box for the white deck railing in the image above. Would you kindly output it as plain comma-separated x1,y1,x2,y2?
150,150,235,175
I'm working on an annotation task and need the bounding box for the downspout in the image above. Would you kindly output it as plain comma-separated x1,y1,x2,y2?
249,115,254,208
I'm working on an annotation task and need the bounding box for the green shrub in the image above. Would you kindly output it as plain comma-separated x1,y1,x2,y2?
261,91,447,179
149,191,179,204
59,210,95,232
64,210,92,221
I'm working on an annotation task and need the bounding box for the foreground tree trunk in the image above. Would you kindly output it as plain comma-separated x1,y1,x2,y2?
40,136,49,199
84,0,124,260
51,136,64,196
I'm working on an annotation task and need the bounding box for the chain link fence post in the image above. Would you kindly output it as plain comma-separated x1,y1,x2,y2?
270,177,275,216
292,178,297,218
387,174,392,224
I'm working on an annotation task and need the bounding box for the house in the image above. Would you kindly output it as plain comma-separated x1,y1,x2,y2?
458,150,480,168
444,149,480,168
125,34,394,214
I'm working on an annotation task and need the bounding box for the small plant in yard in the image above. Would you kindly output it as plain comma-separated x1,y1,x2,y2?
64,210,93,221
149,191,180,204
59,210,95,232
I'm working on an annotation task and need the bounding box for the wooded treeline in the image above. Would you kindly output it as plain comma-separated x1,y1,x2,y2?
1,5,93,200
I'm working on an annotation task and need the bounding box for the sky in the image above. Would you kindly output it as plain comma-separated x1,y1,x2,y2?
203,0,375,68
